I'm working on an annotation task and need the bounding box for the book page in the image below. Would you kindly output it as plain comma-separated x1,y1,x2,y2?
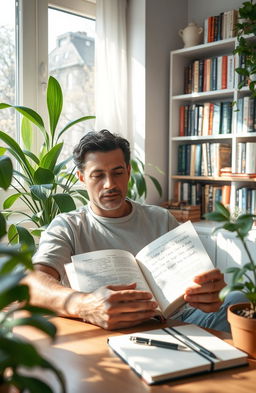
69,249,152,293
136,221,215,317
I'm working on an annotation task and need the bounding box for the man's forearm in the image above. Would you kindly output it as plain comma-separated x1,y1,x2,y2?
23,270,86,319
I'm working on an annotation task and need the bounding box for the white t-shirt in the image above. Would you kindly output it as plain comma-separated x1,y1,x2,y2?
33,200,178,286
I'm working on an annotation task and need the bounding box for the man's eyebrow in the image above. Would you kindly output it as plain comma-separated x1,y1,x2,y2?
90,165,125,174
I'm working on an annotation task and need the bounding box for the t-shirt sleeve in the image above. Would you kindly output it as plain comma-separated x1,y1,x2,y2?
32,215,75,284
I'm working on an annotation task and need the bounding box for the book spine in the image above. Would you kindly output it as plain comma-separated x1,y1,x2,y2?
179,105,185,137
221,56,228,89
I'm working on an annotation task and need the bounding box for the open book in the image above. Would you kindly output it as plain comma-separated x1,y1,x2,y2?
65,220,215,319
108,324,248,384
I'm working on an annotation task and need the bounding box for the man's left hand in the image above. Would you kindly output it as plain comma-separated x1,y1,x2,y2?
184,269,226,313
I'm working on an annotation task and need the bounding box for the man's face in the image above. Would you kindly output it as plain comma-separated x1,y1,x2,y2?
77,149,131,218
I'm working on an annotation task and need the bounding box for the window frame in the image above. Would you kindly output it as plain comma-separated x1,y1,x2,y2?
0,0,96,208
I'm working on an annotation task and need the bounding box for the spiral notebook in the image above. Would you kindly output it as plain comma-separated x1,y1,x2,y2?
107,324,248,385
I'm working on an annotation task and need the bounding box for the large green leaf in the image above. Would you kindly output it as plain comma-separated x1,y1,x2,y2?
0,245,33,272
47,76,63,139
54,155,73,175
0,103,48,145
30,184,53,201
52,193,76,212
11,374,55,393
57,115,95,141
0,284,30,310
14,225,36,250
0,131,34,179
0,155,13,190
3,193,23,209
40,143,63,171
24,149,40,165
5,315,57,338
147,174,162,197
21,116,33,150
0,271,25,293
34,167,55,185
0,336,43,367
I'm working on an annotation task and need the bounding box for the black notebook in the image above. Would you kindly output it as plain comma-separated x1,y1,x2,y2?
108,324,248,385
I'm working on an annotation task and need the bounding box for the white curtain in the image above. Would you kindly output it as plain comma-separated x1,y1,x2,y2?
95,0,128,137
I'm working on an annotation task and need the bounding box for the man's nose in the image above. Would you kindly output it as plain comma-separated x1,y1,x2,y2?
104,174,116,188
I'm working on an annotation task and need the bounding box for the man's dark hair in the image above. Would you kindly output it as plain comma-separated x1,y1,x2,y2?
73,129,131,171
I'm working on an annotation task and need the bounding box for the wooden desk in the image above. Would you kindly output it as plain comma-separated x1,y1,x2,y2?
15,317,256,393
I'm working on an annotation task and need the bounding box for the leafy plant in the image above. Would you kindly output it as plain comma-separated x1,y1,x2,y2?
205,201,256,316
0,76,94,247
128,158,162,201
234,1,256,97
0,155,66,392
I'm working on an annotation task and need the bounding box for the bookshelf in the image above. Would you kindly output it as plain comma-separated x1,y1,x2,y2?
169,36,256,219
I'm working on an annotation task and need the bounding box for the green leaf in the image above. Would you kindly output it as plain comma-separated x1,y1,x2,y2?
15,225,36,250
0,284,30,310
30,184,53,201
204,212,227,222
52,193,76,212
215,201,230,219
57,115,95,141
22,304,56,316
219,285,232,300
0,212,6,237
0,146,7,155
21,116,33,150
47,76,63,139
54,155,73,175
5,315,57,338
34,167,55,185
24,149,40,165
223,222,238,232
147,174,162,197
11,374,55,393
3,193,23,209
0,131,34,179
0,336,43,367
0,155,13,190
0,271,25,294
40,143,63,171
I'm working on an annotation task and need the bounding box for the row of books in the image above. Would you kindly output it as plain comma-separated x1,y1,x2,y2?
203,9,238,44
236,97,256,134
236,187,256,215
184,55,235,94
237,142,256,174
177,143,231,177
179,101,233,136
173,182,231,216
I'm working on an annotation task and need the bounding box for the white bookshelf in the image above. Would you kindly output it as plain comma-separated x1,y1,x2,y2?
169,36,256,218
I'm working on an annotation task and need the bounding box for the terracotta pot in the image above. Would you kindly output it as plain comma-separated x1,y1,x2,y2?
228,303,256,359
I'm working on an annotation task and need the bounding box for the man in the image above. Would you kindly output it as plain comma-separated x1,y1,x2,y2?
28,130,244,331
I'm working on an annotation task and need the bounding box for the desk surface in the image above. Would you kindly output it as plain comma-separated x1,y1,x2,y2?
15,317,256,393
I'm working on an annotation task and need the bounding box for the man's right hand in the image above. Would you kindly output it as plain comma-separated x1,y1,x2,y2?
77,283,159,330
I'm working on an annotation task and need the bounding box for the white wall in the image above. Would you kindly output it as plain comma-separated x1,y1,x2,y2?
127,0,187,203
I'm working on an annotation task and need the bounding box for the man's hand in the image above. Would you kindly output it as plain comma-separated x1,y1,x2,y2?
184,269,226,313
78,283,159,330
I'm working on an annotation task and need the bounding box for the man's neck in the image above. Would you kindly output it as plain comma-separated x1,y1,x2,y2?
90,200,133,218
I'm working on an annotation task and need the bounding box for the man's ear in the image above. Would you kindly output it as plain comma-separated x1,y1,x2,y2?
77,170,85,183
127,163,131,178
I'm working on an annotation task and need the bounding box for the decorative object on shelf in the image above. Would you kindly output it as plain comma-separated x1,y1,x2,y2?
205,201,256,359
234,0,256,97
161,201,201,222
179,22,203,48
0,155,66,392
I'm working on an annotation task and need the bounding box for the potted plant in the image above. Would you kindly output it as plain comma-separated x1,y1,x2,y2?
205,201,256,358
0,155,66,392
0,76,94,247
234,0,256,97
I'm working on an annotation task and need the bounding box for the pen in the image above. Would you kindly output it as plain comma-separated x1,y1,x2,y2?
130,336,188,351
163,327,218,360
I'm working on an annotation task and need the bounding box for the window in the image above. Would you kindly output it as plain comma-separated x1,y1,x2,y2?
48,7,95,162
0,0,96,206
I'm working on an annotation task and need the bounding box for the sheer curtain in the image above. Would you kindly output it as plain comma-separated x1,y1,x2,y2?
95,0,128,137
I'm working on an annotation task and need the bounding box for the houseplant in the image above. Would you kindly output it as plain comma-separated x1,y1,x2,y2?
233,0,256,97
0,75,94,246
205,201,256,358
0,155,66,392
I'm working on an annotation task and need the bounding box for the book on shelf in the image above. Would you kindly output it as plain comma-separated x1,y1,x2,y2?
65,221,214,320
108,324,248,385
203,9,238,43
